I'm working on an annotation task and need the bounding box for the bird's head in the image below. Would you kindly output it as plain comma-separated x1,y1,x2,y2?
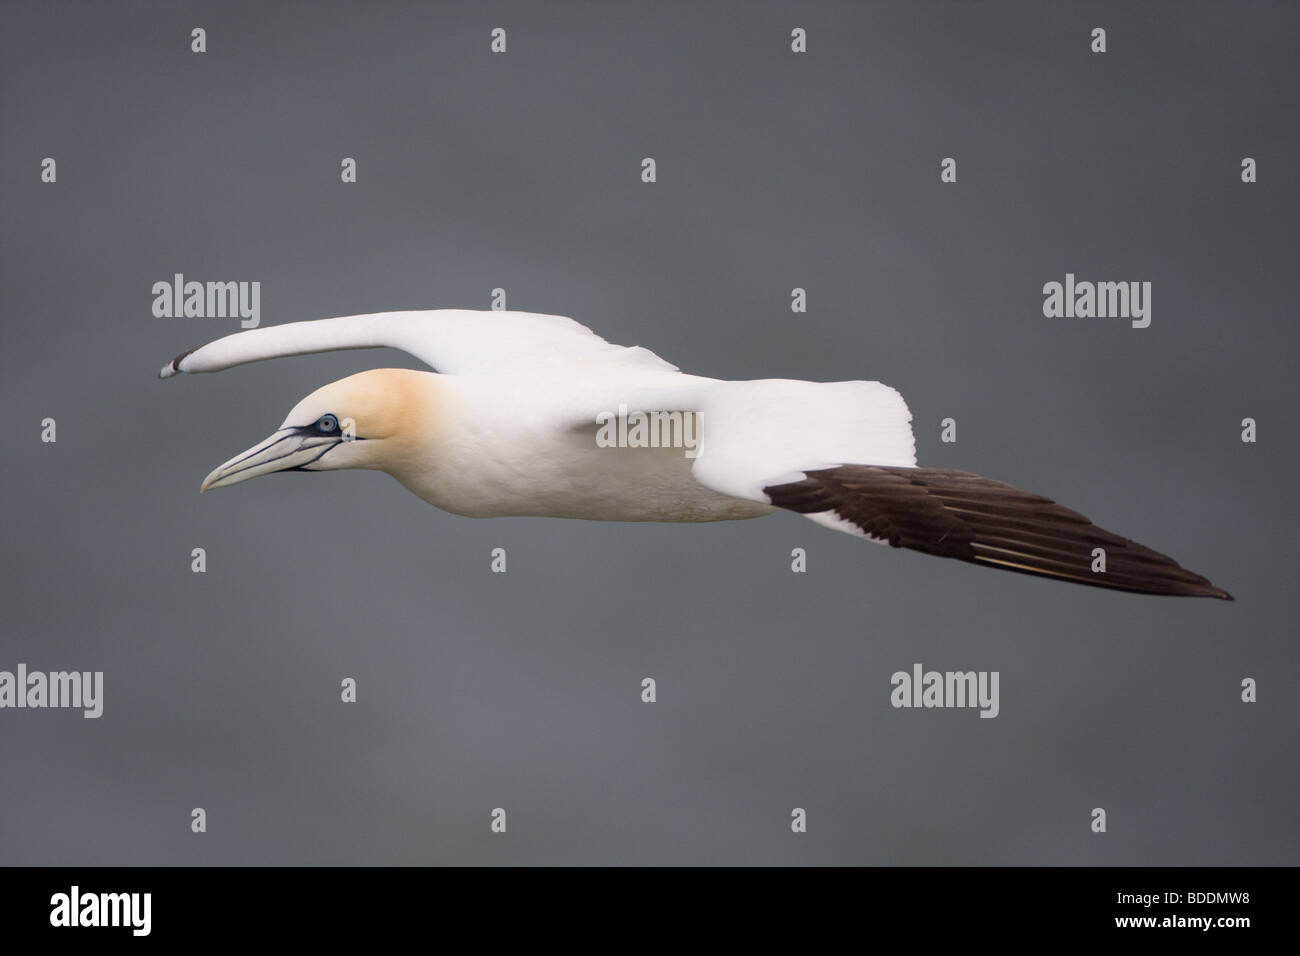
200,368,437,492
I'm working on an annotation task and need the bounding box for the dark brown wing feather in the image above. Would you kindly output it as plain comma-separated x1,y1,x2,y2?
764,466,1232,599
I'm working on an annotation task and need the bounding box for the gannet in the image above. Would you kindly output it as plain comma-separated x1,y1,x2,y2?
159,310,1231,599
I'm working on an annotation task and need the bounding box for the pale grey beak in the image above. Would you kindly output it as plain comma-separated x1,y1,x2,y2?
201,428,339,492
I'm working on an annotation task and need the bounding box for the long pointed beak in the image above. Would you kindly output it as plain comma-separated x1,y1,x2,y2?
201,428,338,492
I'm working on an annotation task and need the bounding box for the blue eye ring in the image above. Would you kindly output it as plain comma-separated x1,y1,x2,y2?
316,414,339,434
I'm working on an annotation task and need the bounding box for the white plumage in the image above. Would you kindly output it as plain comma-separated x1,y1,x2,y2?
164,310,914,520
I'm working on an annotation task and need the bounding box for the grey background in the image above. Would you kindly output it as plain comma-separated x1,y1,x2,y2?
2,0,1296,865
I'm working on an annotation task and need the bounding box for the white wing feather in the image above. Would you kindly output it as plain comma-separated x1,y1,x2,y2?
159,310,677,378
688,379,916,501
589,378,917,501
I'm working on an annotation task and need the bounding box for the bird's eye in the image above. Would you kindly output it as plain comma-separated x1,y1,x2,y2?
316,414,339,433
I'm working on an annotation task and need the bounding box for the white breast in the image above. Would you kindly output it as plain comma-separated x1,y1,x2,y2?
386,373,773,522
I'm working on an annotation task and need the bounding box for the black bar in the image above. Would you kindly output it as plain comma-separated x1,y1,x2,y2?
0,866,1280,941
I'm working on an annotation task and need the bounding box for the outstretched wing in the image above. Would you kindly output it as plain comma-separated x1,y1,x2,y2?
763,466,1232,599
159,310,678,378
672,379,1229,599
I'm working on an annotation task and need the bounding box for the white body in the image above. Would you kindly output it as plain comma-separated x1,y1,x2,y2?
398,371,774,521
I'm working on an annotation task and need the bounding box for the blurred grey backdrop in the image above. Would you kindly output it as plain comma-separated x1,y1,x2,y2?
1,0,1296,865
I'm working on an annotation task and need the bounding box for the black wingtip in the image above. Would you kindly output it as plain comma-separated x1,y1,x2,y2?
1188,577,1233,601
159,347,197,379
766,465,1240,602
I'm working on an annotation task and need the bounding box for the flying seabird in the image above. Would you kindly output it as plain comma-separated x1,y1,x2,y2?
159,310,1231,599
